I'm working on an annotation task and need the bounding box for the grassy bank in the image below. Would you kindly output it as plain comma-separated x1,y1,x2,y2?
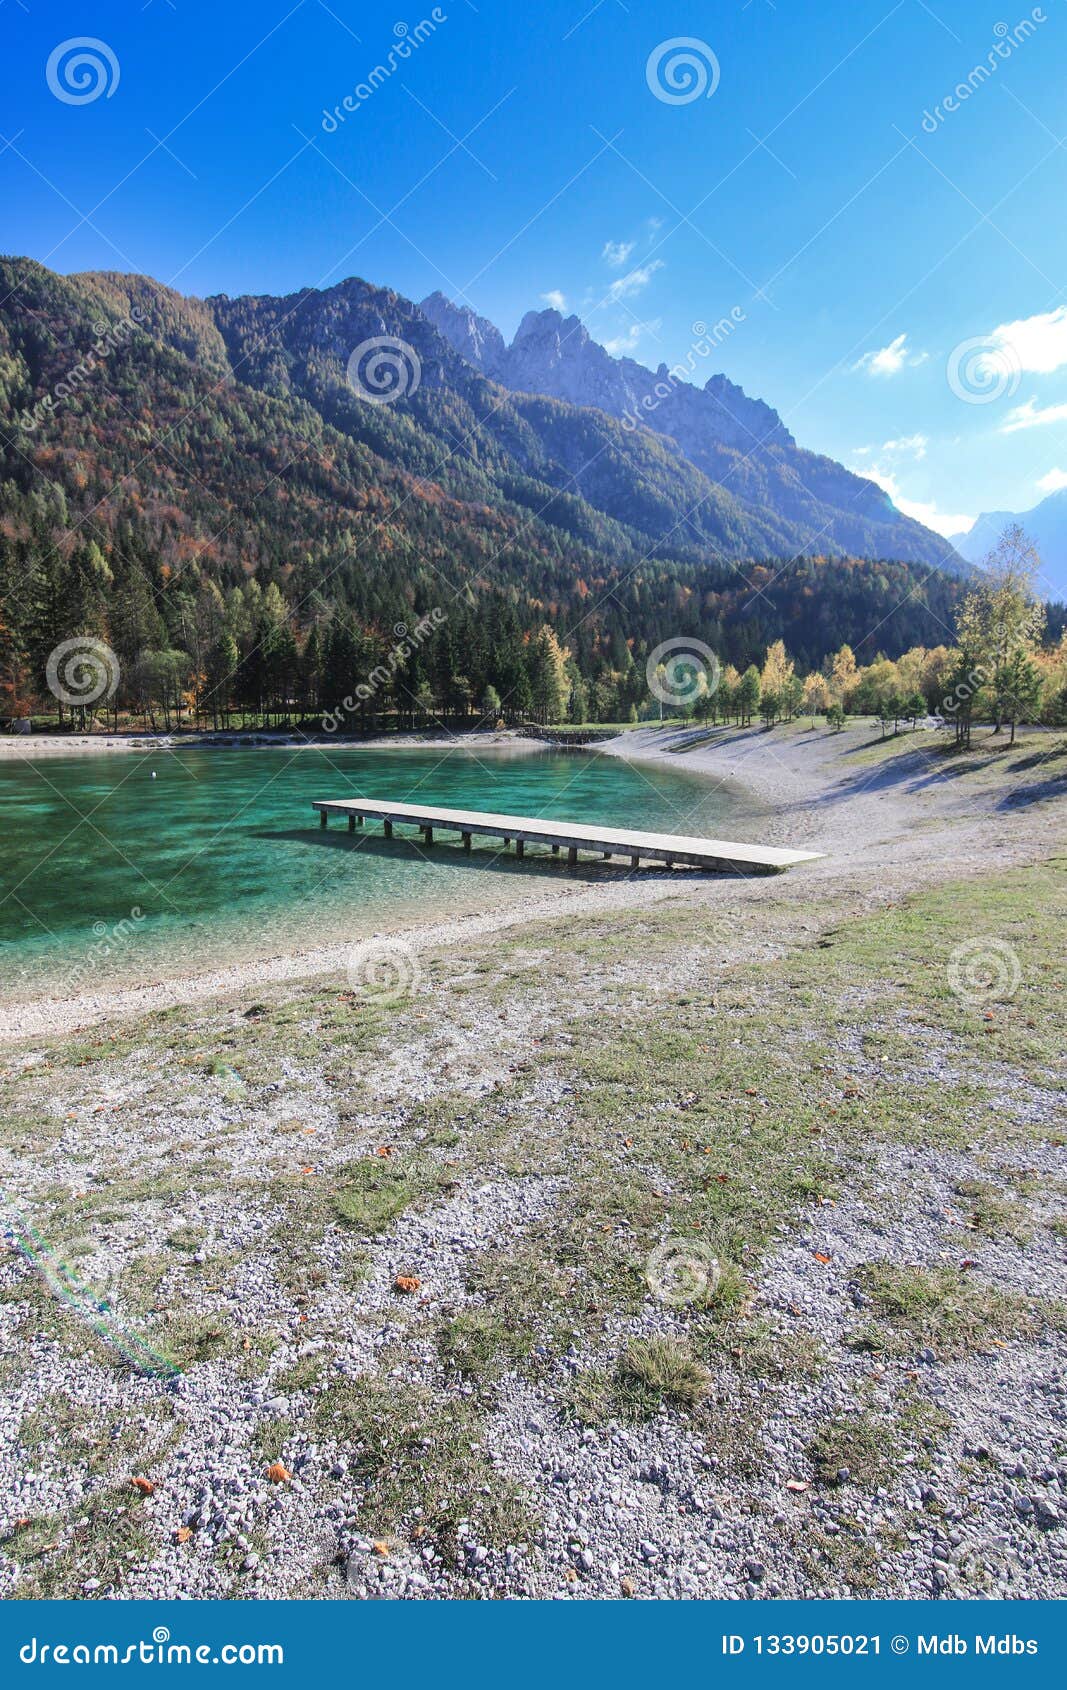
1,764,1063,1595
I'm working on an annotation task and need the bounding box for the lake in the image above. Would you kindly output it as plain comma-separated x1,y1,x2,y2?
0,742,763,1001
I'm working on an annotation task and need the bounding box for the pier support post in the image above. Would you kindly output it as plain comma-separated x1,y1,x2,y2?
515,839,524,859
462,832,471,852
421,826,434,845
602,851,612,860
320,810,327,828
384,820,393,839
551,844,560,856
567,846,578,867
630,854,640,869
348,814,356,832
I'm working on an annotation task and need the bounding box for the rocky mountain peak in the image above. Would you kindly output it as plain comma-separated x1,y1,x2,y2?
418,290,505,373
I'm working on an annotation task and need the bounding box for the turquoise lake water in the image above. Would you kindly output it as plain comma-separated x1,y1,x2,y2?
0,743,763,1000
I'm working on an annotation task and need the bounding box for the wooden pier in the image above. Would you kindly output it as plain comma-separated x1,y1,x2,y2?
312,798,823,875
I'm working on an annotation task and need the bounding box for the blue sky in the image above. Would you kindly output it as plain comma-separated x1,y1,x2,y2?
4,0,1067,538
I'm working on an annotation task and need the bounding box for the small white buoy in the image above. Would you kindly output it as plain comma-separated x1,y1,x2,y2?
151,771,157,779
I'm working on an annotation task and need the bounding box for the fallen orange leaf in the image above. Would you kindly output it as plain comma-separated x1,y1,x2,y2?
373,1541,390,1557
267,1462,292,1483
813,1251,832,1264
175,1526,193,1544
394,1274,421,1294
130,1476,155,1495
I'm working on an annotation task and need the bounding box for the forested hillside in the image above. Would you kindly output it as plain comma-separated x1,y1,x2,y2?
0,258,968,728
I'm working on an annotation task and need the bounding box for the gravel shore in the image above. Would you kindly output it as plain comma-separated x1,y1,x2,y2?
1,720,1064,1601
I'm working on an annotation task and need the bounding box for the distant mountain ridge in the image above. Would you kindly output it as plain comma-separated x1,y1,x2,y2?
0,256,971,700
950,492,1067,604
419,291,961,574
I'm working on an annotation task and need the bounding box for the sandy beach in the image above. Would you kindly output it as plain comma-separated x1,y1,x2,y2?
0,728,541,759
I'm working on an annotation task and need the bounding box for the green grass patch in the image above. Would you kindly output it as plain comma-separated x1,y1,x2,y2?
807,1411,896,1488
437,1309,531,1381
332,1153,445,1232
850,1261,1058,1359
312,1379,533,1561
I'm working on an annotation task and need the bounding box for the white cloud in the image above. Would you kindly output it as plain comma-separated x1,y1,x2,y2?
1037,467,1067,494
602,318,662,356
988,305,1067,375
853,462,974,538
852,434,928,464
540,289,567,311
882,432,928,459
601,239,634,269
853,333,929,377
1001,396,1067,432
606,259,664,303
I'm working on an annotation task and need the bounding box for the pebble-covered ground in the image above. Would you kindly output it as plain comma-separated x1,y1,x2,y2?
1,723,1064,1600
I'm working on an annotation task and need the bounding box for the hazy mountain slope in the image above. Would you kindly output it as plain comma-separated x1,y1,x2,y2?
0,257,968,689
420,292,962,574
951,494,1067,604
207,277,787,562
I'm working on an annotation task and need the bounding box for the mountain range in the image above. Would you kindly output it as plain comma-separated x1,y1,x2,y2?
950,491,1067,604
419,292,959,573
0,257,973,705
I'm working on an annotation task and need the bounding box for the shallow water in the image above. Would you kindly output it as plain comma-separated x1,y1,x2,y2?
0,743,763,1000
